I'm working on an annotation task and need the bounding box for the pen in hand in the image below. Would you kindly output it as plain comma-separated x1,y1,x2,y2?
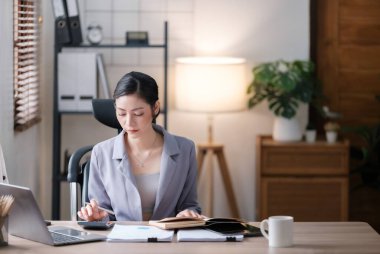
85,202,115,215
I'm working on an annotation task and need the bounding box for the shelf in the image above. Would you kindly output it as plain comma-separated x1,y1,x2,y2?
59,109,167,115
63,44,166,48
59,111,92,115
52,21,169,219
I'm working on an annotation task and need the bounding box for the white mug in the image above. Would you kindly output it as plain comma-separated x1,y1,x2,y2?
260,216,293,247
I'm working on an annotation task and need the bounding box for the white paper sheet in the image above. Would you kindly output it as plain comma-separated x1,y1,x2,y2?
107,225,174,242
177,229,244,242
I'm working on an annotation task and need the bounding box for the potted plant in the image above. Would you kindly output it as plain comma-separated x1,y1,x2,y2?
324,121,340,143
247,59,317,141
347,124,380,232
305,122,317,143
349,124,380,189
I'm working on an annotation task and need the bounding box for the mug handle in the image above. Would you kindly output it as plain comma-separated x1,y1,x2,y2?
260,219,269,240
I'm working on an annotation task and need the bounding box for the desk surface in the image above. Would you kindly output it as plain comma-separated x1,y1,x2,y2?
3,221,380,254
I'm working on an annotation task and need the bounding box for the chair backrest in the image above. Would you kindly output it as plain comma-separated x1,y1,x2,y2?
67,145,93,221
92,99,122,132
67,99,120,221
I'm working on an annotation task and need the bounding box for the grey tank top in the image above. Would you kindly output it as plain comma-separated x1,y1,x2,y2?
134,172,160,220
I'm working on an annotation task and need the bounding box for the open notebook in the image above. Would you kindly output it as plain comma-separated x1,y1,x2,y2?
149,217,263,237
0,183,106,246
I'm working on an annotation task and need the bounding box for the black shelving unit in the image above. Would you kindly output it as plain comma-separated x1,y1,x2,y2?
52,22,169,219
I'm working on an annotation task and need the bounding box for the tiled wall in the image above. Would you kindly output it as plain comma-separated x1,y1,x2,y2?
73,0,195,102
60,0,196,154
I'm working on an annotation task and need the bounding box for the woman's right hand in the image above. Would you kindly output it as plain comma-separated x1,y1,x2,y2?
77,199,108,221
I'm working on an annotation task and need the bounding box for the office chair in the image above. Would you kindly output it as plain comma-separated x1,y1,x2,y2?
67,99,122,221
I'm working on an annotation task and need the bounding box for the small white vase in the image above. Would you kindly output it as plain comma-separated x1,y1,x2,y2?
305,130,317,143
326,131,337,143
273,117,302,142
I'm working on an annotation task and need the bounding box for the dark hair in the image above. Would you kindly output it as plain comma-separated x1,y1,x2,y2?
113,71,160,123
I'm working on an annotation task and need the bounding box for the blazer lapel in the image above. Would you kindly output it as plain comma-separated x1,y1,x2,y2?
112,130,142,221
113,131,131,178
153,127,180,216
113,130,134,179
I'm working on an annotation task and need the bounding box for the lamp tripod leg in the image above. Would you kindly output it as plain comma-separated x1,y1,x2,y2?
215,149,240,218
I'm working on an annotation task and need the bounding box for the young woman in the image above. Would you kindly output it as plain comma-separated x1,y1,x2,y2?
78,71,202,221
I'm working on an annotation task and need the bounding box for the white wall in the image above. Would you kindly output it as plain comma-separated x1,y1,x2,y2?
37,0,309,220
174,0,310,220
0,1,42,205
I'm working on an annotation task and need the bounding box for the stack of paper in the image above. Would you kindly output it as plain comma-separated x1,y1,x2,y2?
107,225,174,242
177,229,244,242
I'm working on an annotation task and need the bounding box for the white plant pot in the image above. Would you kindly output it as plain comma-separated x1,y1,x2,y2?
273,117,302,142
305,130,317,143
326,131,338,143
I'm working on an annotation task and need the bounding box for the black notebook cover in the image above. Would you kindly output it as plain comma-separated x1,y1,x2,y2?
204,218,263,237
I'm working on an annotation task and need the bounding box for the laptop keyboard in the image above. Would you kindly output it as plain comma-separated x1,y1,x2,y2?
50,231,82,244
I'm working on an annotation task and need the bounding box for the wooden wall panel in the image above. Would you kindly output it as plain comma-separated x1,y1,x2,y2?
340,19,380,45
340,0,380,19
315,0,380,130
316,0,340,112
339,71,380,93
339,47,380,70
340,94,380,112
313,0,380,233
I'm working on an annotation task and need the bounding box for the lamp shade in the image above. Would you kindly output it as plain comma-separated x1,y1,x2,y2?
175,57,246,113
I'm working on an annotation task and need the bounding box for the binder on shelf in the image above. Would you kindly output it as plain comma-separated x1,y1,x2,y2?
52,0,71,44
58,52,98,111
65,0,83,45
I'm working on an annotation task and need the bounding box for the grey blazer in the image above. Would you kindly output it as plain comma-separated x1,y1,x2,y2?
88,124,201,221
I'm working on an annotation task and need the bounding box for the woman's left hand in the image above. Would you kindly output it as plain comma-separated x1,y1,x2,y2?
176,209,206,219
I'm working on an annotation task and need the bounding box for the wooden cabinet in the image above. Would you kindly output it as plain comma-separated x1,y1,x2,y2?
256,136,349,221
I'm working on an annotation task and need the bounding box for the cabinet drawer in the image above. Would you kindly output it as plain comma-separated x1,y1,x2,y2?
261,146,349,175
260,177,348,221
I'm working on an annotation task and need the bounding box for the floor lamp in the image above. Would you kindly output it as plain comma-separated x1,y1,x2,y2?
175,57,246,218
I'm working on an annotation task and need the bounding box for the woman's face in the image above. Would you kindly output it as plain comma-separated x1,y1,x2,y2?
115,94,158,138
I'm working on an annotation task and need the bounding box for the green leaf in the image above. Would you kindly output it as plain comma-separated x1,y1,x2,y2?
246,59,318,117
274,74,295,91
246,82,254,94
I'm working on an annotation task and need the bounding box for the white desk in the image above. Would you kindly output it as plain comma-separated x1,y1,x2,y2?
3,221,380,254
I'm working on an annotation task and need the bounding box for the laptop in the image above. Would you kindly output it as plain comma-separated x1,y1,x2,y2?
0,183,106,246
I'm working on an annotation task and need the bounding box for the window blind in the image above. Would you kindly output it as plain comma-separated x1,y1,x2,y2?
13,0,41,131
